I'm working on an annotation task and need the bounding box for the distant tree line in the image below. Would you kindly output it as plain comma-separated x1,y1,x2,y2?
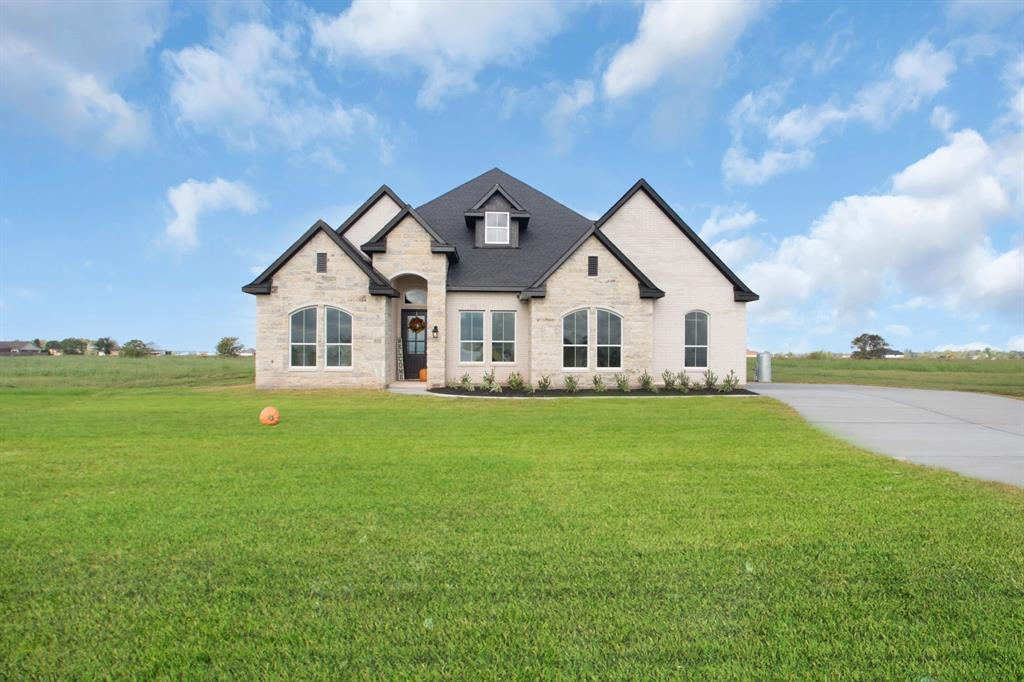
26,337,247,357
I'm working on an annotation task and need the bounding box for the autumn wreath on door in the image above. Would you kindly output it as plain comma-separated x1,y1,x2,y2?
408,316,426,333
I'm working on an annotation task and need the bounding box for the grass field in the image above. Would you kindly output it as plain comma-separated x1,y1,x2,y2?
2,358,1023,678
747,356,1024,397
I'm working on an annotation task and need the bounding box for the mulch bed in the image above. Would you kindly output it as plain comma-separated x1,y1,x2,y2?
428,387,759,398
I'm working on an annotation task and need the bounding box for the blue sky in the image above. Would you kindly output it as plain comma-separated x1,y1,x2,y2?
1,0,1021,353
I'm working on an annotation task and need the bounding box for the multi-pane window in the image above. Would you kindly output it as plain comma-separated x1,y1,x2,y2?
484,211,510,244
684,311,708,368
491,311,515,362
460,311,484,362
562,309,588,369
325,307,352,368
290,307,317,367
596,310,622,369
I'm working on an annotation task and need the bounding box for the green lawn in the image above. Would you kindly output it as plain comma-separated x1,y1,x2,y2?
2,359,1023,678
747,356,1024,398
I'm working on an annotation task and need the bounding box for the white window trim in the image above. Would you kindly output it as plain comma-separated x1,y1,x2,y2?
484,211,510,245
561,308,589,371
289,306,318,371
490,310,517,365
595,308,623,371
684,310,709,369
325,306,354,371
459,310,485,365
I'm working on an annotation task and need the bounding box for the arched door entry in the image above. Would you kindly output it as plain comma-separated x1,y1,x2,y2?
401,309,427,379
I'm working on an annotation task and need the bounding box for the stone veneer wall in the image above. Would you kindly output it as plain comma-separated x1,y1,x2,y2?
370,216,449,387
255,230,388,388
599,191,749,385
529,235,654,386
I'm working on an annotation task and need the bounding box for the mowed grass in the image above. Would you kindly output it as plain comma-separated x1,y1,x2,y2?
1,360,1023,679
747,356,1024,398
0,355,254,390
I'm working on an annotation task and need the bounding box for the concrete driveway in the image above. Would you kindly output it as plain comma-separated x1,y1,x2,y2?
752,383,1024,487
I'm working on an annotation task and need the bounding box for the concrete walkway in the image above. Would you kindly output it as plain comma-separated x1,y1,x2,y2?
753,383,1024,487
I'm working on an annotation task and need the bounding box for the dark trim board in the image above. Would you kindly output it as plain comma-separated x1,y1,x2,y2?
361,204,460,263
594,179,759,302
242,220,399,297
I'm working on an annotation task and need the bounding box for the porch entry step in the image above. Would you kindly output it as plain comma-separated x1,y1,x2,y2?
388,380,429,395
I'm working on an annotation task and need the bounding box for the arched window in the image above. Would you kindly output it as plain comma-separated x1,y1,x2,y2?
404,287,427,305
596,310,622,369
684,311,708,368
290,307,317,368
562,309,588,369
325,307,353,368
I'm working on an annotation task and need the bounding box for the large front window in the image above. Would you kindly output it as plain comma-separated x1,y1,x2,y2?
290,307,317,367
325,307,352,368
491,311,515,363
484,211,510,244
562,309,588,369
684,311,708,368
460,311,484,362
596,310,622,369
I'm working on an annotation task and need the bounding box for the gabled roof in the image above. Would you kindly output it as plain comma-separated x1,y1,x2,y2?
520,227,665,300
595,179,759,302
463,183,531,229
336,185,404,236
242,220,399,296
361,204,459,262
470,183,526,211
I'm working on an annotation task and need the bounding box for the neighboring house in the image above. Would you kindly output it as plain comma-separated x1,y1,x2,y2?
243,169,758,389
882,349,905,359
0,341,42,355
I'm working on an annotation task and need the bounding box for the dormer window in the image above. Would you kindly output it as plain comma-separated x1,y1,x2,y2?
484,211,510,244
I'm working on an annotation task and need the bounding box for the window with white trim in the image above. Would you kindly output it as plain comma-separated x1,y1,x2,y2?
290,307,317,367
491,311,515,363
562,309,588,369
684,311,708,368
596,310,622,369
460,311,484,362
484,211,510,244
325,307,352,368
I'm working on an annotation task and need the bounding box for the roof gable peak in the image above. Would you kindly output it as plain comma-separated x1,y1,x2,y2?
336,184,404,236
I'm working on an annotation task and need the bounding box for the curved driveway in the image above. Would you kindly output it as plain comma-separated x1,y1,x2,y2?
752,383,1024,487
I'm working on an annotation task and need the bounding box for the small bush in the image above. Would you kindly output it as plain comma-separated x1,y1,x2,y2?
445,377,460,389
563,375,580,393
720,369,740,393
481,369,501,393
702,369,718,391
507,372,526,391
120,339,151,358
661,369,677,390
592,374,606,392
614,373,630,392
677,372,691,393
537,375,551,391
525,382,535,394
639,370,655,392
459,373,475,392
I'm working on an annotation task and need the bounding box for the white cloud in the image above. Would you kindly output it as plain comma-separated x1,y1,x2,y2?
933,341,1000,352
311,0,568,109
700,204,760,240
1007,335,1024,352
602,0,763,99
724,41,957,185
165,22,378,160
930,105,957,132
744,128,1023,323
543,80,595,153
0,0,166,151
164,178,263,252
708,236,770,268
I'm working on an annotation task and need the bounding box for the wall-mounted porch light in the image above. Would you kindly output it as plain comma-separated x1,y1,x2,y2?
431,325,439,339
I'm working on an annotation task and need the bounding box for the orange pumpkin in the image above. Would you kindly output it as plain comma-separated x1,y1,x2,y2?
259,406,280,426
419,368,428,382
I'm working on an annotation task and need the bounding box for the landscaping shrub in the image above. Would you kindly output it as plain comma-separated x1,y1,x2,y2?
720,370,740,393
639,370,655,392
459,373,475,392
537,375,551,391
445,377,460,389
614,373,630,392
661,369,677,390
481,369,501,393
677,372,691,393
563,375,580,393
702,369,718,391
592,374,606,392
507,372,526,391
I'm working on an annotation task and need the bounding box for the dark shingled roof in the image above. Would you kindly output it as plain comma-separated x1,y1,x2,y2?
415,168,594,290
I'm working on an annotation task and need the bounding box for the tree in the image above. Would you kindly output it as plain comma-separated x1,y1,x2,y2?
851,333,888,359
94,337,118,355
120,339,151,358
216,336,244,357
44,340,62,354
60,337,89,355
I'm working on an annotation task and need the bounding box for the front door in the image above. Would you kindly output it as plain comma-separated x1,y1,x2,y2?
402,309,427,380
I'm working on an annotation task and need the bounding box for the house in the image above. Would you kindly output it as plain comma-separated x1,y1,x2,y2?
0,341,42,355
882,349,905,359
243,169,758,389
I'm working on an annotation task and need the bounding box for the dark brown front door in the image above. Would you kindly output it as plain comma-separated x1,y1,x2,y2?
402,309,427,380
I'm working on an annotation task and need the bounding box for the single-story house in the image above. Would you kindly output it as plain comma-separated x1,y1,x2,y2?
0,341,42,355
243,169,759,389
